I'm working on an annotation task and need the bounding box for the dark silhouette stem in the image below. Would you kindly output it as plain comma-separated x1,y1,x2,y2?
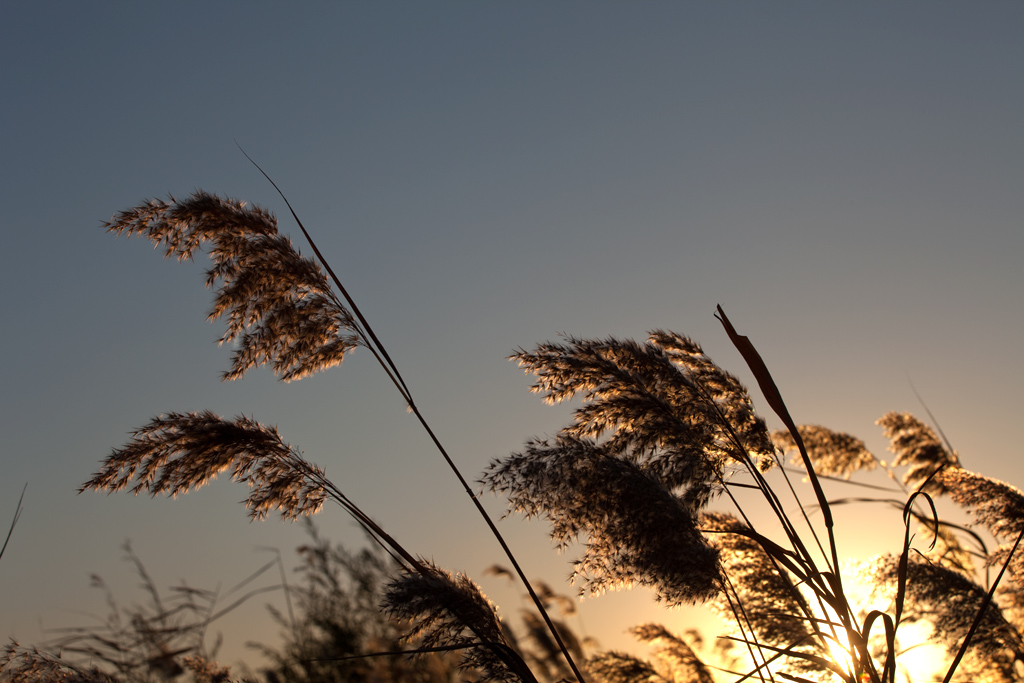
0,484,26,562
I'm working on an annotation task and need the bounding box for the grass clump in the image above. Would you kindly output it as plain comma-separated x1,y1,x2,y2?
7,173,1020,683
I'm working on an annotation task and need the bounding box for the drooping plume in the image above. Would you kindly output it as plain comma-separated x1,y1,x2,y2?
508,332,774,507
485,331,777,607
940,468,1024,541
484,436,721,605
939,468,1024,597
80,411,326,521
773,425,877,479
383,562,534,683
877,412,959,494
105,192,362,382
866,554,1024,679
703,512,828,677
585,652,662,683
630,624,715,683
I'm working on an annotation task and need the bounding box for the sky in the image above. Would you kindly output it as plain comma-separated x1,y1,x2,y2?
2,1,1023,676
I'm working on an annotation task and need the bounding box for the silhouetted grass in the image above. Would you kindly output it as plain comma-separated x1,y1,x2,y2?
10,167,1019,683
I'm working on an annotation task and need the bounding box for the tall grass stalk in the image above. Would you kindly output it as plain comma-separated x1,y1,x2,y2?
1,484,26,563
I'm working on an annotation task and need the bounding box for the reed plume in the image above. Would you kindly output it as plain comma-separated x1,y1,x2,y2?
585,651,659,683
383,562,535,683
484,435,721,605
80,411,326,521
2,644,112,683
940,468,1024,620
939,468,1024,541
500,332,774,512
105,192,361,382
866,554,1024,679
484,332,779,608
772,426,877,479
585,625,714,683
702,513,823,664
877,412,959,494
630,624,714,683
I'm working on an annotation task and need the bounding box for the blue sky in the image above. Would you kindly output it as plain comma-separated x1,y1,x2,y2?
2,1,1023,673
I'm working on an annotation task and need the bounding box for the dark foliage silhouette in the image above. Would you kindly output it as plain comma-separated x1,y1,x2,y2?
9,185,1014,683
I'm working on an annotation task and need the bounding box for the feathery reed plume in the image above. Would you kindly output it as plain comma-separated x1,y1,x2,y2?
772,426,877,480
506,332,774,510
483,435,721,605
2,644,113,683
989,544,1024,596
939,468,1024,541
630,624,715,683
984,545,1024,642
105,192,362,382
702,513,828,679
938,468,1024,619
585,651,661,683
383,562,535,683
80,411,326,521
586,629,716,683
877,413,959,494
866,555,1024,670
80,410,423,588
519,612,584,683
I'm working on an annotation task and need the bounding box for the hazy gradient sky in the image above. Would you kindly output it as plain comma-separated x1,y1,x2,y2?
2,1,1023,674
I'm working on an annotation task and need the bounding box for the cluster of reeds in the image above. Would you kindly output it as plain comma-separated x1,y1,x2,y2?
3,540,242,683
14,166,1018,683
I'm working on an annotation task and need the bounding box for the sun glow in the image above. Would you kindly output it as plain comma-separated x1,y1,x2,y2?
822,629,855,677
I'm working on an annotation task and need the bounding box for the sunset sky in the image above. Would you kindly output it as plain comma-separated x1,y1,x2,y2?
2,2,1023,674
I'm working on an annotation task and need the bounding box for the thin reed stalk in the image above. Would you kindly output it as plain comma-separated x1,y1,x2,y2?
1,484,26,563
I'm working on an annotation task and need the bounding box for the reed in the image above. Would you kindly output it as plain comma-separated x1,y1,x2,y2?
48,170,1024,683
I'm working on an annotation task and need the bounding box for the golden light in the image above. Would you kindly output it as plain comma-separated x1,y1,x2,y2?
822,629,855,677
